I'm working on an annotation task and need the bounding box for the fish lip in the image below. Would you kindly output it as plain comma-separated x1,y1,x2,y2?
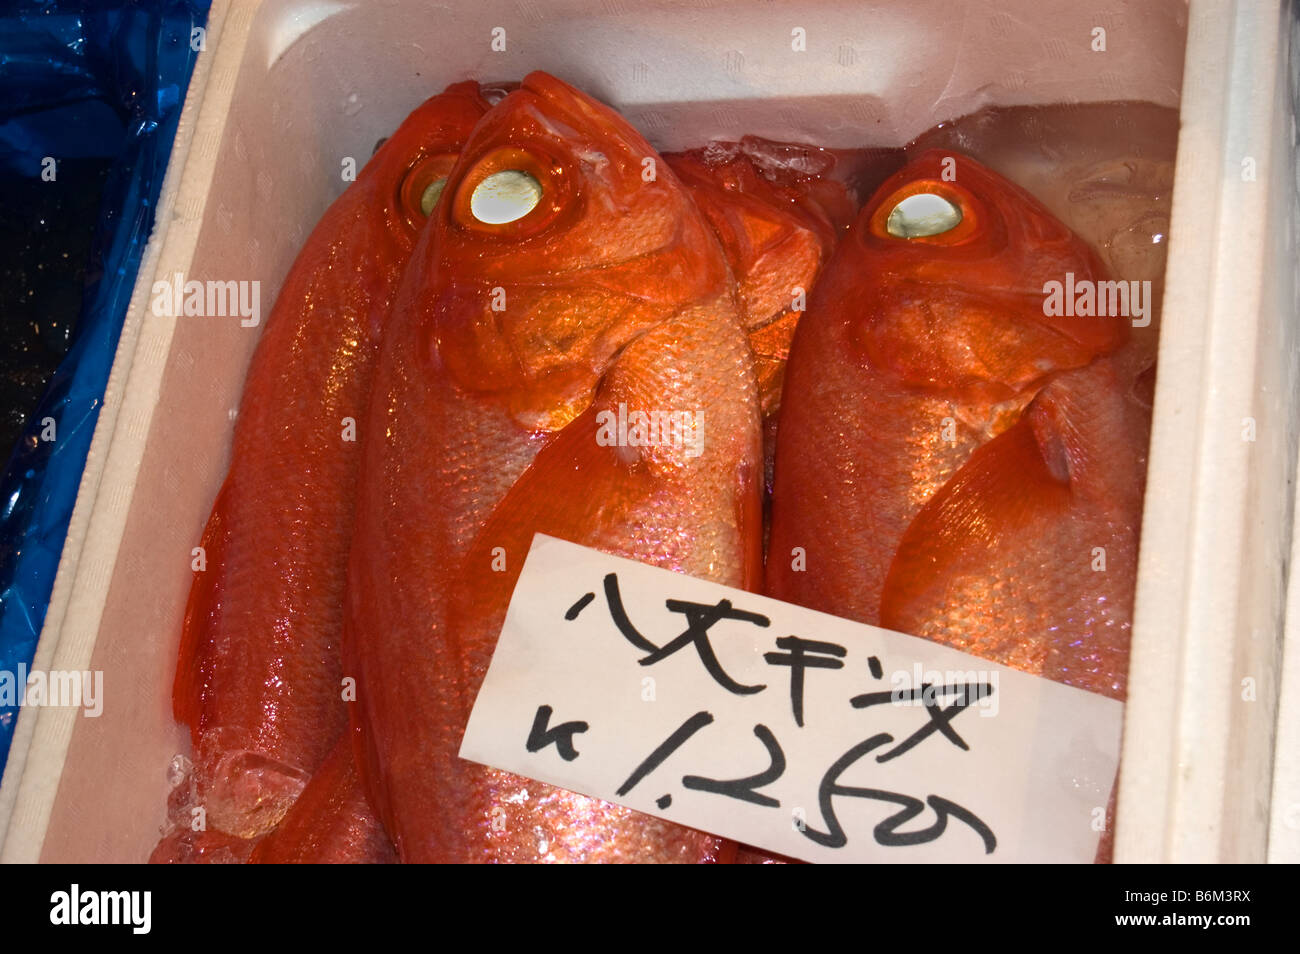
433,271,692,308
515,71,657,174
861,253,1123,355
916,266,1128,355
852,279,1126,394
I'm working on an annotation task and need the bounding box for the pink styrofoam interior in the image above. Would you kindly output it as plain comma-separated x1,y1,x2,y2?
37,0,1188,861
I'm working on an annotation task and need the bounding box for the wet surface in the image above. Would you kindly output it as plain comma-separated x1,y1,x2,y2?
0,158,112,462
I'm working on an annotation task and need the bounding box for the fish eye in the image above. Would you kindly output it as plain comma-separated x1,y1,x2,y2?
886,192,963,238
452,147,570,236
398,152,459,229
470,170,543,224
420,178,448,216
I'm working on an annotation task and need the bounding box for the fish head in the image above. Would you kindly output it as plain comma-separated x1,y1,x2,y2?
367,81,494,239
847,149,1125,400
288,82,489,344
414,71,730,431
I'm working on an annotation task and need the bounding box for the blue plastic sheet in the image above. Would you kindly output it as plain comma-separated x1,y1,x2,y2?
0,0,211,779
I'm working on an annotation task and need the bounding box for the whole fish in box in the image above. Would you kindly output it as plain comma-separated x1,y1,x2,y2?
766,149,1145,863
343,71,762,863
164,82,491,849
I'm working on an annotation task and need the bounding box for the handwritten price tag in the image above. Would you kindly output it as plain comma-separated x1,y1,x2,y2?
459,535,1123,863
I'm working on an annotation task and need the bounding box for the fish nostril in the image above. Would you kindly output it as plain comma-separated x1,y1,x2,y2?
471,170,543,224
886,192,962,238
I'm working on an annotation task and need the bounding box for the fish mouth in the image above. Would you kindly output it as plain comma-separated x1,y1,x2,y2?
520,71,587,109
422,71,732,429
932,280,1126,356
851,149,1127,383
480,71,644,167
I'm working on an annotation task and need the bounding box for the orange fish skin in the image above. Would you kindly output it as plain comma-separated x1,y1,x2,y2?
343,71,761,863
171,82,491,841
249,728,397,864
669,146,852,869
766,150,1126,626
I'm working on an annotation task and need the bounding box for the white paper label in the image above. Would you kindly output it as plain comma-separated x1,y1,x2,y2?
459,535,1123,863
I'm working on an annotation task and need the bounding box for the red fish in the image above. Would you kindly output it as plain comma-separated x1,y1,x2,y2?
766,149,1142,864
881,347,1151,863
168,82,491,845
343,71,761,862
767,150,1126,624
666,139,854,420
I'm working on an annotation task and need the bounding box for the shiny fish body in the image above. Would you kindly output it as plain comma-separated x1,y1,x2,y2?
169,83,490,844
343,72,762,863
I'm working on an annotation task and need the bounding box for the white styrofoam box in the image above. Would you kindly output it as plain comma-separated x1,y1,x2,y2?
1117,0,1298,864
0,0,1287,863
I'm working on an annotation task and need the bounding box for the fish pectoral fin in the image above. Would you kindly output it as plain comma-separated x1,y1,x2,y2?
452,293,759,635
452,404,663,629
879,416,1072,633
